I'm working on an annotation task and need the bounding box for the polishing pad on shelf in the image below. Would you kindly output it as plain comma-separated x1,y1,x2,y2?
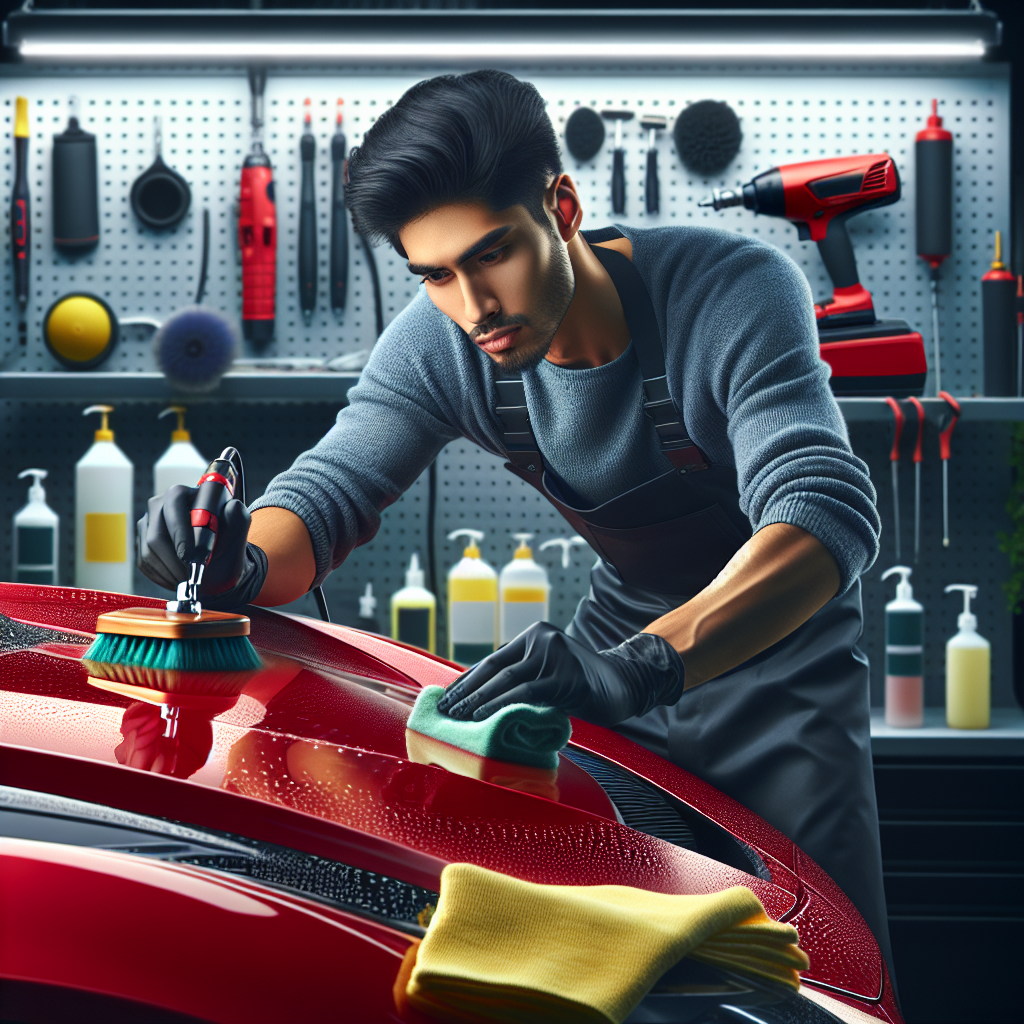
564,107,605,163
674,100,742,177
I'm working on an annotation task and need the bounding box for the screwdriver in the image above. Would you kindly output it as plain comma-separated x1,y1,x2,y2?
601,110,633,215
640,115,666,215
298,98,317,325
937,390,961,549
906,395,925,562
884,397,904,561
11,96,30,345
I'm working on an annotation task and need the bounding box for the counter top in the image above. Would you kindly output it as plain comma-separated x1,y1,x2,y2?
870,707,1024,757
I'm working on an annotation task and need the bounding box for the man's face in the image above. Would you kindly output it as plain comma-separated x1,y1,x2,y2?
399,198,574,373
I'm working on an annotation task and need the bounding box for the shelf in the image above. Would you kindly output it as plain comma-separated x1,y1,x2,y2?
837,397,1024,422
0,372,361,403
870,707,1024,758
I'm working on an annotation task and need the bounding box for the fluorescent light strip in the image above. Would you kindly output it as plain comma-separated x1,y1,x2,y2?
21,40,987,61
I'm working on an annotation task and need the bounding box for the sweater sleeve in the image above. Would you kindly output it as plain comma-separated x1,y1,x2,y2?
685,239,880,593
249,297,463,587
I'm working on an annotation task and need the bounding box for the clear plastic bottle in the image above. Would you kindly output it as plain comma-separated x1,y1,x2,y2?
944,584,990,729
153,405,207,500
75,405,134,593
13,469,59,585
390,553,436,653
357,582,382,635
881,565,924,727
499,533,549,644
447,529,497,666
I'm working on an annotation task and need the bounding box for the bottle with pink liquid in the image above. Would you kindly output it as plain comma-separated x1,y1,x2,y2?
882,566,925,727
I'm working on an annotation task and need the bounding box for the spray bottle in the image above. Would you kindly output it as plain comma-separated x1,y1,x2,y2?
944,585,990,729
881,566,924,727
357,582,382,635
13,469,59,585
390,553,436,653
499,533,550,644
75,405,134,593
153,406,207,500
447,529,496,665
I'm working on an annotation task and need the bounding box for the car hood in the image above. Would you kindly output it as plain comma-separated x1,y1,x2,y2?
0,584,890,1010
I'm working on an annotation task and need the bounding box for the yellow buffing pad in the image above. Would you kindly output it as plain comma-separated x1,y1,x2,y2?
44,293,118,368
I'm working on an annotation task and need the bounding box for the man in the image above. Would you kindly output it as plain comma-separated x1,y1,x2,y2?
139,70,890,970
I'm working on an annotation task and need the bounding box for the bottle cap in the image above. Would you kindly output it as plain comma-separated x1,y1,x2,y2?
83,404,114,442
358,582,377,619
539,535,588,569
447,528,484,559
406,553,425,588
512,532,534,559
18,468,47,503
945,584,978,632
881,565,914,602
159,405,191,443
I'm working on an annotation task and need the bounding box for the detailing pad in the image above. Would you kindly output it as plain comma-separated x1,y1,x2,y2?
406,685,571,770
399,862,809,1024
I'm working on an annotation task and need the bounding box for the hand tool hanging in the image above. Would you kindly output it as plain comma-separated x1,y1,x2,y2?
981,230,1016,396
52,95,99,255
330,98,349,318
915,99,953,395
130,116,191,231
298,97,317,325
906,395,925,563
239,69,276,345
641,116,666,215
937,390,960,549
601,111,633,215
884,398,904,561
11,96,29,346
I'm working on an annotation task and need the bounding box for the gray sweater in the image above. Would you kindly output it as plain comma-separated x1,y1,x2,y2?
252,225,880,595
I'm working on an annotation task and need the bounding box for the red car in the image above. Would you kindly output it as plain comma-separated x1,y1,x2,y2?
0,582,900,1024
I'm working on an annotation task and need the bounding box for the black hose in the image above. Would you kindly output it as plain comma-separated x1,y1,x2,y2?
194,208,210,305
427,458,438,605
358,231,384,337
313,586,331,623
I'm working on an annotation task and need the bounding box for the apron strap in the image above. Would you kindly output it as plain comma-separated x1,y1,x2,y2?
492,230,708,474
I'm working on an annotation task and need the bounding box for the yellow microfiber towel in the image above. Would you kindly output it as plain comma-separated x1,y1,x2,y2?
400,862,809,1024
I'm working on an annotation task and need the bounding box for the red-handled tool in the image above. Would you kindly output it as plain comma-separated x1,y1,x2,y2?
938,390,960,549
239,69,276,344
907,395,925,562
884,397,904,561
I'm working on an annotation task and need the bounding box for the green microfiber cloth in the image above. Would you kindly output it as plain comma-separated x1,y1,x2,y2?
406,686,572,770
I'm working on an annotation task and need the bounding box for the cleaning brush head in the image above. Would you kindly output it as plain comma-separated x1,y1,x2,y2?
673,100,742,177
155,306,239,393
564,107,605,163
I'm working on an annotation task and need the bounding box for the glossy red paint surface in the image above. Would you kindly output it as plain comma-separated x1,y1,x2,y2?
0,583,900,1022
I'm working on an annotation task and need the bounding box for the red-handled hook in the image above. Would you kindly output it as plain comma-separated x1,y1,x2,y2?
884,397,904,560
906,396,925,561
938,391,960,548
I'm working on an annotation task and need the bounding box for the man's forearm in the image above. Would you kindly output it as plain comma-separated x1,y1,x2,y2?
645,523,840,688
248,506,317,606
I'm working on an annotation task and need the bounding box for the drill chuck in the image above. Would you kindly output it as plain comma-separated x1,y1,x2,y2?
698,188,745,211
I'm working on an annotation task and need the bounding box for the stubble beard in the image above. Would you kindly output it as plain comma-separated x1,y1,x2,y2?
483,233,575,375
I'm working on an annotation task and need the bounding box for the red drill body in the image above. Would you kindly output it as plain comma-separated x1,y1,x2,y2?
239,153,276,343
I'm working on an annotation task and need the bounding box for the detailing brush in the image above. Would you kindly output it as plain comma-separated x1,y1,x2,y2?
83,447,261,675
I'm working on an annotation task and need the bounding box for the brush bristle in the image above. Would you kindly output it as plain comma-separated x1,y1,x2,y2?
84,632,262,673
154,306,239,393
83,658,257,695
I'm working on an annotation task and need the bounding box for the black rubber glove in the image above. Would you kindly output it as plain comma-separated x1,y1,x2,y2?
136,484,267,610
436,622,685,727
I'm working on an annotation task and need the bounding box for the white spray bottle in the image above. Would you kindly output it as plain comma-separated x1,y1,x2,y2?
944,584,990,729
447,528,497,665
391,553,436,653
153,406,207,500
13,469,59,585
499,533,550,644
881,566,924,727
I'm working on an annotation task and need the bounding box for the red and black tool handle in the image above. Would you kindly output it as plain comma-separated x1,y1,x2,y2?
915,99,953,270
884,396,904,463
298,118,317,321
191,448,243,570
938,390,960,461
239,154,276,344
11,133,29,317
907,395,925,465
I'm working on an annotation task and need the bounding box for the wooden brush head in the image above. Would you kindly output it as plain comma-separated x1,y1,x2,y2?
95,607,250,640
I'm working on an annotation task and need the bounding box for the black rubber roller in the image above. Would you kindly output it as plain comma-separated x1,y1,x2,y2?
673,100,742,177
565,107,605,163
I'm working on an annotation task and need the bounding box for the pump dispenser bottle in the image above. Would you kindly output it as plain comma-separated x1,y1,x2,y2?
881,566,924,727
75,405,134,593
153,406,207,499
944,584,990,729
447,529,497,665
499,533,550,644
357,583,382,635
13,470,59,585
390,553,436,653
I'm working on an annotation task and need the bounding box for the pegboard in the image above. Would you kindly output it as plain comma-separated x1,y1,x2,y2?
0,67,1016,704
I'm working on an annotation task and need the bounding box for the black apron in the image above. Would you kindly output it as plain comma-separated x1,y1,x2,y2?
492,231,893,979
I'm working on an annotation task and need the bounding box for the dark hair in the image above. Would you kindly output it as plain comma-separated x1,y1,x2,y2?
346,70,561,254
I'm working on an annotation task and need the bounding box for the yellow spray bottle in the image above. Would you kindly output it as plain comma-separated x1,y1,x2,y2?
944,584,990,729
499,533,550,644
391,553,436,653
446,529,496,666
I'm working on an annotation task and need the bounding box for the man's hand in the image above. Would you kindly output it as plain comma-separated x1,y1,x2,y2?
137,484,266,608
436,622,684,727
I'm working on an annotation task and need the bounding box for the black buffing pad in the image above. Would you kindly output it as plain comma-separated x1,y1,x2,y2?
674,100,742,177
565,107,605,163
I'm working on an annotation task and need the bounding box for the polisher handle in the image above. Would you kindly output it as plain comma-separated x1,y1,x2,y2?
645,148,659,215
191,450,241,569
612,149,625,214
330,130,348,313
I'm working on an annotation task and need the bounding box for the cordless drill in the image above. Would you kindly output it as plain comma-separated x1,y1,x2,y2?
701,154,926,396
239,69,276,345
